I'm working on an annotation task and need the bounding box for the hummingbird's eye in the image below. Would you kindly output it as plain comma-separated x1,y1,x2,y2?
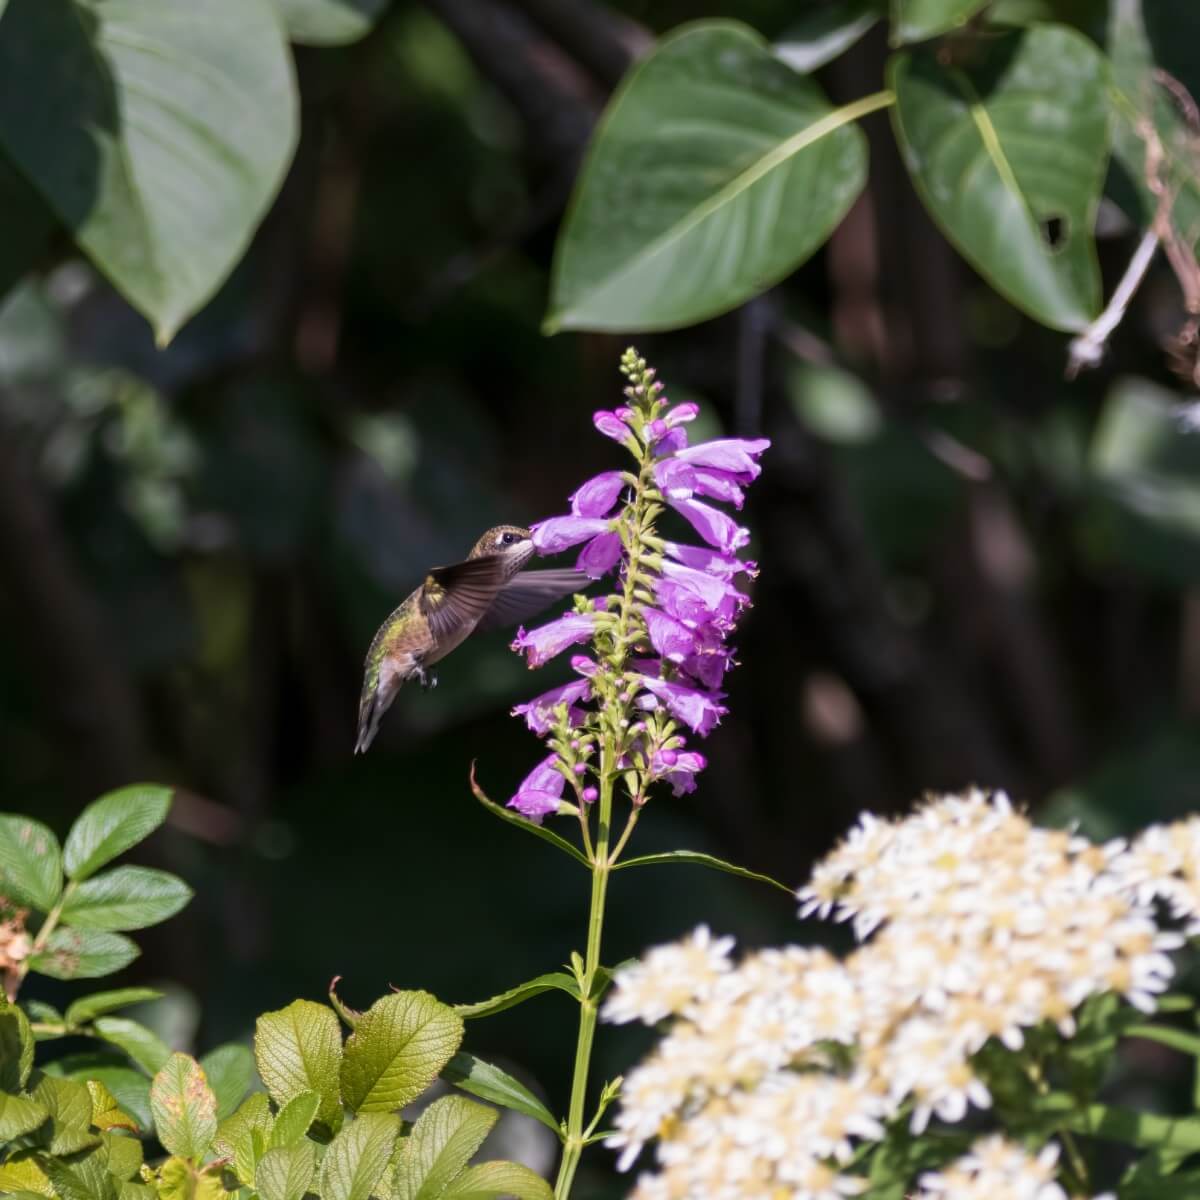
501,532,517,546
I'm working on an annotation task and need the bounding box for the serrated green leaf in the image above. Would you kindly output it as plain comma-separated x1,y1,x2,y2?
63,786,171,881
320,1112,402,1200
31,928,139,981
102,1130,144,1179
545,20,871,333
41,1142,118,1200
273,0,389,45
340,992,463,1115
29,1074,99,1155
0,992,34,1089
440,1161,552,1200
775,0,882,73
891,0,989,43
157,1157,225,1200
268,1090,320,1149
60,867,192,932
0,814,62,911
0,1152,55,1197
199,1043,255,1121
255,999,343,1132
86,1079,139,1133
255,1140,318,1200
213,1090,272,1165
150,1053,219,1160
394,1096,497,1200
119,1183,156,1200
0,3,298,345
0,1092,49,1140
454,974,579,1020
889,24,1108,332
23,1000,64,1025
613,849,793,893
235,1126,267,1189
92,1016,172,1075
50,1058,154,1132
441,1054,558,1137
65,988,165,1027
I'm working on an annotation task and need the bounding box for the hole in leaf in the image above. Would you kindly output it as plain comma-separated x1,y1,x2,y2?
1039,214,1068,252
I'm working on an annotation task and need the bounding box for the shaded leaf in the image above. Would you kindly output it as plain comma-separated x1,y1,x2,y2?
0,1152,55,1197
63,786,172,881
891,0,989,43
268,1090,320,1149
775,0,882,73
150,1053,219,1160
65,988,164,1028
453,973,579,1020
340,991,463,1115
441,1053,559,1137
50,1058,154,1132
31,928,139,981
61,867,192,932
29,1075,99,1155
40,1143,117,1200
199,1043,255,1121
93,1016,172,1075
0,1092,49,1140
255,999,344,1132
102,1130,144,1180
273,0,389,45
256,1141,318,1200
440,1161,552,1200
0,814,62,911
393,1095,497,1200
545,21,871,333
889,24,1108,331
320,1112,402,1200
0,993,34,1089
614,849,793,893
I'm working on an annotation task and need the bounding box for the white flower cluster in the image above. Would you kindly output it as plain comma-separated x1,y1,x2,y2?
603,790,1195,1200
917,1136,1111,1200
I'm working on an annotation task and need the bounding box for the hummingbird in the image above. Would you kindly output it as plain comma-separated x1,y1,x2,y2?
355,525,586,754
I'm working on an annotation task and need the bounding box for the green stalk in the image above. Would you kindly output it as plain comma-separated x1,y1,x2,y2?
8,880,75,1001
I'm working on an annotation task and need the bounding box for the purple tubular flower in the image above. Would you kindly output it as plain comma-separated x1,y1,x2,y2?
577,531,623,578
513,613,596,667
660,559,746,612
594,410,633,442
644,607,698,663
508,755,567,822
532,516,612,554
571,471,626,518
669,496,750,554
635,676,728,735
654,458,746,509
650,749,707,796
570,655,599,677
673,437,770,479
512,679,593,735
653,428,688,456
663,542,755,580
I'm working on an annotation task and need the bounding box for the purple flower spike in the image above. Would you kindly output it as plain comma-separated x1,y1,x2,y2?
594,411,633,442
513,613,596,667
508,755,568,823
673,437,770,479
663,542,753,580
668,496,750,554
513,678,593,735
644,607,697,663
650,749,707,796
571,471,626,518
655,458,746,508
577,531,623,579
532,516,612,554
635,676,728,735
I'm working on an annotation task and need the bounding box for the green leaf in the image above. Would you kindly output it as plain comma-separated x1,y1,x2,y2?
0,1092,49,1140
0,993,35,1089
256,1141,318,1200
156,1157,225,1200
60,866,192,932
454,974,579,1020
0,814,62,911
340,991,463,1115
775,0,883,73
40,1143,118,1200
320,1112,402,1200
394,1096,497,1200
236,1127,268,1190
1126,1024,1200,1058
545,20,871,333
889,24,1108,332
198,1044,255,1121
65,988,164,1027
614,849,794,894
30,928,139,980
92,1016,172,1075
49,1056,154,1132
212,1091,272,1167
254,999,344,1132
62,786,171,882
1035,1092,1200,1153
273,0,389,45
0,1151,55,1197
150,1053,219,1160
470,770,589,867
29,1075,99,1155
102,1130,144,1180
0,1,298,345
890,0,989,43
268,1090,320,1148
86,1079,139,1133
441,1054,559,1138
440,1162,552,1200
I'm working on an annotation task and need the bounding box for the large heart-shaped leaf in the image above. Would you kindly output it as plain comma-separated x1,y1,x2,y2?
273,0,390,45
0,0,297,345
889,24,1109,332
890,0,989,44
545,20,872,333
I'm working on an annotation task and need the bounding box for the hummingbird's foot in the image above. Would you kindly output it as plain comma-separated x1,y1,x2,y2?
416,666,438,691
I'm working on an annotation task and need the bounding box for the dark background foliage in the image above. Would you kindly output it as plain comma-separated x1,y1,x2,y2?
4,0,1200,1193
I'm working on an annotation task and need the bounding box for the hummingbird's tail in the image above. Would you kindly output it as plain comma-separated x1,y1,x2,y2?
355,674,399,754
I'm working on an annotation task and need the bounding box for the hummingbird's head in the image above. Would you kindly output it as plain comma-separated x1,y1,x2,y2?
470,525,535,576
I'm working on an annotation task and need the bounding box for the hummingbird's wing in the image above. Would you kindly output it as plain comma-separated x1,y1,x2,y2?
420,554,510,642
476,568,590,632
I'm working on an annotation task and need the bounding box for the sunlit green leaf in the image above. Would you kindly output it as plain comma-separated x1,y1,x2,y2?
256,1140,318,1200
60,866,192,932
255,999,344,1132
393,1095,497,1200
0,1092,49,1140
320,1112,402,1200
454,973,579,1020
268,1090,320,1148
0,814,62,911
63,786,171,881
151,1054,219,1161
440,1161,552,1200
30,928,139,980
613,849,793,893
198,1043,255,1121
441,1053,559,1137
28,1075,99,1155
